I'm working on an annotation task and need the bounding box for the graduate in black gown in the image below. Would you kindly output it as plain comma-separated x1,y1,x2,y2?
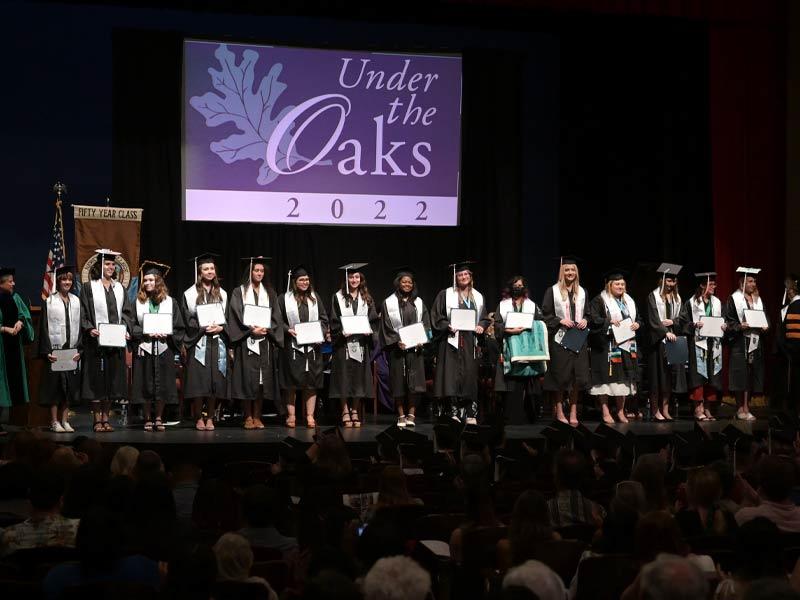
677,272,724,421
724,267,769,421
493,276,543,422
379,267,431,428
38,265,82,432
278,266,329,428
588,269,642,424
644,265,687,422
541,258,591,425
131,261,185,432
79,249,133,433
329,263,379,428
432,261,490,425
777,274,800,411
181,253,229,431
228,257,283,430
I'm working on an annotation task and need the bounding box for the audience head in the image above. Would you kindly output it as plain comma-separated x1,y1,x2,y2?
363,555,432,600
378,465,412,506
193,479,241,532
634,511,687,562
502,560,565,600
758,455,795,502
509,490,554,545
733,517,784,581
170,462,202,484
29,466,66,513
612,480,646,516
134,449,165,479
110,445,139,478
213,532,253,582
554,448,587,491
315,434,353,480
639,554,708,600
72,436,104,466
688,467,722,508
632,454,668,512
241,484,277,528
49,446,83,475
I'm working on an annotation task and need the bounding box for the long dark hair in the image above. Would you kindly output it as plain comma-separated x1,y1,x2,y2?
339,271,373,307
240,264,273,292
290,277,317,304
90,258,118,282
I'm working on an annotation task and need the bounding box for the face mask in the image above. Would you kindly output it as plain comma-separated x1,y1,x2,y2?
511,287,525,298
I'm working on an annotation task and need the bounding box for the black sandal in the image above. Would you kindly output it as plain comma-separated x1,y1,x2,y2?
93,420,104,433
155,418,165,432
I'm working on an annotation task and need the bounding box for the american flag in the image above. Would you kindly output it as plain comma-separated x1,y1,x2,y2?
41,199,66,300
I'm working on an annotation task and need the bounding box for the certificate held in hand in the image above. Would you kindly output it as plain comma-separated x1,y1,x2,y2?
399,322,428,348
505,312,534,330
143,312,173,336
341,315,372,336
295,321,324,345
450,308,477,331
698,316,724,338
743,309,768,329
98,323,127,348
197,302,226,328
243,304,271,328
51,349,79,372
612,318,636,344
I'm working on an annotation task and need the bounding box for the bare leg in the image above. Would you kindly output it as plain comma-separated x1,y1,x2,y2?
350,398,362,427
661,394,672,420
616,396,628,423
50,404,59,425
304,391,317,427
600,395,614,424
253,396,264,428
650,392,665,421
206,397,217,429
568,388,579,425
552,392,568,424
284,389,296,427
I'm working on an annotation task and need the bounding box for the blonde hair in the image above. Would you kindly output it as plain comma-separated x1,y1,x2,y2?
605,278,627,296
110,445,139,478
557,264,581,301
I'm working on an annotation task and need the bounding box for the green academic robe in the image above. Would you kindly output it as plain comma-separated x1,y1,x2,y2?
0,292,34,407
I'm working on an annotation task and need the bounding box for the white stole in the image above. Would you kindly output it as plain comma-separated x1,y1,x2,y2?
499,297,537,320
336,290,369,363
445,287,484,350
135,296,173,356
242,283,269,356
732,290,763,353
651,288,682,322
46,293,80,349
184,285,228,366
690,295,722,354
284,291,319,354
90,279,124,326
601,291,637,352
385,294,423,330
550,285,586,343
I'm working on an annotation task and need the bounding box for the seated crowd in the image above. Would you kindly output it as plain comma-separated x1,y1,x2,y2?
2,424,800,600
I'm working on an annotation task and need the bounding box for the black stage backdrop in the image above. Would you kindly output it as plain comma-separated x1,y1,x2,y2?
112,19,711,310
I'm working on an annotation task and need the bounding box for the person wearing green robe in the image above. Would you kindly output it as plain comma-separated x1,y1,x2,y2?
0,267,34,430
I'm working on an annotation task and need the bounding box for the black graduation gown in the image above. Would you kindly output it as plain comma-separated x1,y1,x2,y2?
676,298,722,392
644,293,688,394
228,286,283,401
130,297,185,405
379,293,431,398
723,295,766,393
277,293,329,390
540,288,591,393
181,288,230,400
79,280,133,401
432,288,490,401
329,293,379,399
588,294,641,387
37,294,82,407
777,299,800,401
493,299,544,393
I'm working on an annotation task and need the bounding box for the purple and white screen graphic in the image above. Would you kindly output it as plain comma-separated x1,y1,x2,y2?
183,40,462,226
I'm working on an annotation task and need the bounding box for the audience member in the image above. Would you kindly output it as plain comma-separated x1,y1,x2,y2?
302,569,362,600
171,462,202,523
636,554,708,600
502,559,566,600
548,448,605,527
736,456,800,532
238,484,298,555
49,446,83,476
213,532,279,600
363,555,431,600
134,449,165,480
109,445,139,478
715,517,786,600
631,454,669,513
675,466,737,537
498,490,560,571
0,467,78,556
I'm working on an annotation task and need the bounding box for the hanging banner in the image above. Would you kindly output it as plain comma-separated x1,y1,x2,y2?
73,205,143,293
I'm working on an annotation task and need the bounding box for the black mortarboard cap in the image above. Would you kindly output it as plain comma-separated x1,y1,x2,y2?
139,260,170,279
603,268,629,283
49,265,76,278
95,248,121,263
0,267,15,278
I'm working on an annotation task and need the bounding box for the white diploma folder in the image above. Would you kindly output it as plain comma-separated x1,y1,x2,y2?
98,323,127,348
450,308,477,331
51,348,79,372
295,321,324,345
341,315,372,336
399,322,428,348
196,302,225,328
743,309,768,328
612,317,636,344
699,316,725,338
505,312,534,330
243,304,272,328
143,312,173,336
